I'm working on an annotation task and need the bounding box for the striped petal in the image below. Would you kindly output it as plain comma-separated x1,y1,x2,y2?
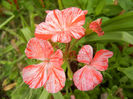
45,67,66,93
50,49,63,67
73,66,103,91
90,49,113,71
35,22,55,40
51,32,71,43
89,18,104,36
45,9,64,28
70,25,85,39
25,38,53,60
77,45,93,64
22,63,47,88
62,7,86,26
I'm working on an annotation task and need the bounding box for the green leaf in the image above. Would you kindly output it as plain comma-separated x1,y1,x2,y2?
118,0,133,11
85,31,133,44
53,92,64,99
86,0,93,14
1,0,11,10
95,0,106,15
21,27,33,42
30,13,36,32
39,89,49,99
0,14,15,29
118,67,133,80
102,5,122,16
62,0,79,8
102,11,133,32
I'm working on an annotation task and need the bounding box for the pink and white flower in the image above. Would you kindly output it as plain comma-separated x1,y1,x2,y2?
35,7,88,43
73,45,113,91
22,38,66,93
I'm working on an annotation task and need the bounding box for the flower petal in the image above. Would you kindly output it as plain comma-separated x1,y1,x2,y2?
51,32,71,43
90,49,113,71
70,26,85,39
25,38,53,60
50,49,63,67
41,10,72,43
63,7,86,26
77,45,93,64
89,18,104,36
35,22,55,40
45,9,63,28
22,63,47,88
83,10,88,15
45,67,66,93
73,66,103,91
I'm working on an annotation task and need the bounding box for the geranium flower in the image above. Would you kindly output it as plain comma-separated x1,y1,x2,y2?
22,38,66,93
89,18,104,36
35,7,88,43
73,45,113,91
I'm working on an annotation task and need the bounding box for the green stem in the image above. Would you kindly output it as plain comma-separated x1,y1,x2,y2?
58,0,63,10
0,14,15,29
66,60,73,80
64,43,73,80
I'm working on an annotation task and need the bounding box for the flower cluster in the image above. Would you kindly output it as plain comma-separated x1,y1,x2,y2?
22,7,113,93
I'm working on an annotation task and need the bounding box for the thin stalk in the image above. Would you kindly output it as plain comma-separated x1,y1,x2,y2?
64,43,73,80
66,60,73,80
58,0,63,10
0,14,15,29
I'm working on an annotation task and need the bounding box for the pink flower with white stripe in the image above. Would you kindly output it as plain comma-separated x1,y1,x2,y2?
73,45,113,91
22,38,66,93
35,7,88,43
89,18,104,36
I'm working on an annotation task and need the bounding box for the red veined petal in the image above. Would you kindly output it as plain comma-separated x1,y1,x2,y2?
63,7,86,26
77,45,93,64
51,32,71,43
96,18,102,25
83,10,88,15
50,49,63,67
89,18,104,36
45,9,64,31
90,49,113,71
42,10,72,43
73,66,103,91
70,25,85,39
22,63,47,88
44,67,66,93
25,38,54,60
35,22,55,40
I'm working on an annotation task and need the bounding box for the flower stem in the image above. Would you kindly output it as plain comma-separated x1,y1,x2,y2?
64,43,73,80
66,60,73,80
58,0,63,10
